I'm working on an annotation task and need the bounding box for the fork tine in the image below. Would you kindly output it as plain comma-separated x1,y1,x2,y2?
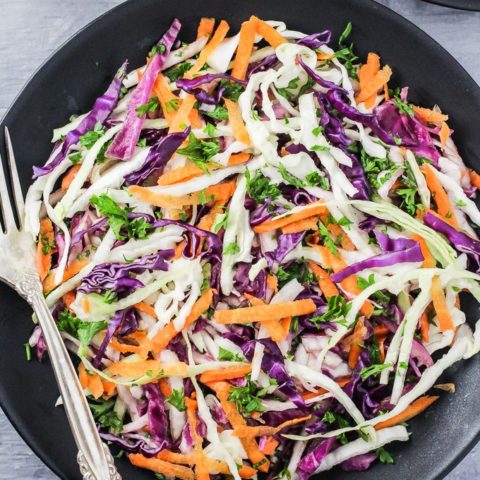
4,127,25,227
0,135,16,232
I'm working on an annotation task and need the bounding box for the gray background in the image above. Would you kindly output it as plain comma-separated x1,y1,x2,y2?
0,0,479,478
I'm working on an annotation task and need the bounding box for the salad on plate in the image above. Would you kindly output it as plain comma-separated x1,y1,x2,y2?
25,14,480,480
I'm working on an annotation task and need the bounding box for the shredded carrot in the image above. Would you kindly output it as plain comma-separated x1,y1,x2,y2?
469,169,480,189
232,19,257,80
169,94,197,133
199,365,252,384
421,164,459,228
36,218,55,281
158,378,172,398
109,331,152,359
152,289,214,352
375,395,439,430
243,293,282,340
101,378,116,398
63,291,76,310
82,297,91,314
420,310,430,343
326,222,355,251
129,180,236,208
253,202,327,233
260,437,279,456
301,377,351,400
189,20,230,77
109,359,188,378
61,164,81,190
356,53,392,106
251,16,287,48
227,152,251,166
209,381,269,472
129,454,194,480
184,397,209,480
196,17,215,39
309,244,374,317
134,301,157,318
78,363,90,390
413,106,449,126
348,317,367,369
374,325,390,337
308,262,339,299
234,415,311,438
214,299,316,325
431,275,455,332
43,258,90,293
153,73,180,126
266,274,278,292
156,451,256,478
439,121,450,149
281,216,318,234
224,98,251,145
411,234,436,268
88,372,104,399
317,52,334,61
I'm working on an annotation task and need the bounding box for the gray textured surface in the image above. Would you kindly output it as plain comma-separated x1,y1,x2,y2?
0,0,479,479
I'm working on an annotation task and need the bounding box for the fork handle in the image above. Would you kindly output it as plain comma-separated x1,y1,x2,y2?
20,276,121,480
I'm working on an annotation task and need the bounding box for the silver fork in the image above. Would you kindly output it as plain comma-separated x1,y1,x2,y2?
1,127,121,480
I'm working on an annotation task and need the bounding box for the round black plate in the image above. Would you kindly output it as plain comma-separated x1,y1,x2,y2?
1,0,480,479
423,0,480,12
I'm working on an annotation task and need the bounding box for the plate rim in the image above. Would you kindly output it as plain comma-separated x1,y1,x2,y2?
0,0,479,479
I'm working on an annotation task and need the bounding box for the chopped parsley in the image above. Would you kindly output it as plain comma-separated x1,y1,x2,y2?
177,132,220,171
164,61,192,82
358,145,397,190
202,105,229,121
24,343,32,361
165,98,180,113
334,22,359,79
393,93,414,118
136,97,160,117
357,273,390,302
228,377,266,415
223,242,241,255
89,398,123,434
278,163,305,188
310,294,351,324
396,162,421,216
218,347,244,362
377,447,395,464
359,363,391,380
306,171,330,190
212,209,229,233
245,169,281,203
318,219,338,255
166,388,187,412
322,410,351,444
68,151,83,164
79,122,105,149
148,44,166,58
40,233,56,255
276,260,315,288
220,79,245,101
203,122,216,137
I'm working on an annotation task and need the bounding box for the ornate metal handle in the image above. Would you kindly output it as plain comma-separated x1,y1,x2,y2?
18,274,121,480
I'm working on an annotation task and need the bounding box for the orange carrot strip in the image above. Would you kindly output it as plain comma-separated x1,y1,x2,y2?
156,451,256,478
129,180,236,208
88,373,104,399
61,164,81,190
348,317,366,369
224,98,251,145
196,17,215,39
439,121,450,149
209,381,269,472
421,164,459,228
411,234,436,268
82,297,91,314
420,311,430,343
253,202,327,233
234,415,311,438
356,53,392,105
78,363,90,390
199,365,252,384
326,223,355,251
317,52,334,61
251,16,287,48
214,299,317,325
36,218,55,281
374,396,439,430
129,454,194,480
260,437,279,456
309,244,374,317
158,378,172,398
109,360,188,378
308,262,339,298
469,169,480,189
374,325,390,337
43,259,89,293
152,289,214,352
413,106,448,126
63,291,76,310
281,216,318,234
134,302,157,318
266,274,278,292
185,397,209,480
227,152,251,166
301,377,352,400
109,332,152,359
243,293,281,340
431,276,455,332
232,19,256,80
101,378,116,398
153,73,179,126
169,94,197,133
189,20,230,77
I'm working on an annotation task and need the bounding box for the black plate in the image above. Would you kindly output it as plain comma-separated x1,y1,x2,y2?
423,0,480,11
1,0,480,479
